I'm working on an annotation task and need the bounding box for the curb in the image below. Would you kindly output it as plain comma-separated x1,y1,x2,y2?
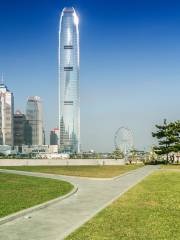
0,185,78,226
62,165,158,239
0,166,145,182
64,166,145,181
112,165,146,180
0,168,112,181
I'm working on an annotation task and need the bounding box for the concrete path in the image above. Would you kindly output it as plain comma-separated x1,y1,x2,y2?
0,165,158,240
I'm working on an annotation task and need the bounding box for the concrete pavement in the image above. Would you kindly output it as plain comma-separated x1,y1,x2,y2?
0,165,159,240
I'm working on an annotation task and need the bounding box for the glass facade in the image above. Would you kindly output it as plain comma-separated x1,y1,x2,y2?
14,111,32,147
59,7,80,153
26,96,43,145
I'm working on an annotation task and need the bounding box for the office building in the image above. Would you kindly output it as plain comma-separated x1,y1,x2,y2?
59,7,80,153
14,110,32,147
50,128,59,145
0,83,14,146
26,96,43,145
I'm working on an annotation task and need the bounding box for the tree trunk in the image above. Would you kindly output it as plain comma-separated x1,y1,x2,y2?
166,153,169,164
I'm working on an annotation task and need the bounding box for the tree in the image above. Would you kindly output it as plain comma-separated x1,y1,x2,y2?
112,148,124,159
152,119,180,163
149,148,158,161
129,149,139,164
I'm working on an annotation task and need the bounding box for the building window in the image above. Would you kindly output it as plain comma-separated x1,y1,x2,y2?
64,67,73,71
64,101,73,105
64,45,73,49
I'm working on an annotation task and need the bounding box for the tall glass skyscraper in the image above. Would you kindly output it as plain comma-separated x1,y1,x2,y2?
59,7,80,153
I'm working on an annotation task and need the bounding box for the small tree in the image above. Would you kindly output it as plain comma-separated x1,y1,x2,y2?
130,149,139,164
150,148,157,160
152,119,180,164
112,148,124,159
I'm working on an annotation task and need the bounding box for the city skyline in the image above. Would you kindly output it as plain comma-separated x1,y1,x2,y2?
0,0,180,151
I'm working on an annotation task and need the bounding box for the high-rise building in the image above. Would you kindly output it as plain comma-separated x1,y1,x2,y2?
43,128,46,145
14,110,32,147
50,128,59,145
59,7,80,153
0,83,14,146
26,96,43,145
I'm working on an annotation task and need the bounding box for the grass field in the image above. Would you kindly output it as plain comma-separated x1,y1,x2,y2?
0,173,73,218
0,165,143,178
66,171,180,240
161,164,180,169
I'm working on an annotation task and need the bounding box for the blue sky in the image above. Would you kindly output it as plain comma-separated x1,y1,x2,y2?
0,0,180,151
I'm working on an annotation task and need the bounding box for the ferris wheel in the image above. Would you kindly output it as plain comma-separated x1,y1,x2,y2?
114,127,133,155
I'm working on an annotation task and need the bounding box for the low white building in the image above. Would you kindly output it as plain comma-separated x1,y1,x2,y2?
15,144,69,159
18,145,58,154
36,153,69,159
0,145,17,155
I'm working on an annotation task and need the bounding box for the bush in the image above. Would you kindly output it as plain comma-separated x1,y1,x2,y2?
144,159,166,165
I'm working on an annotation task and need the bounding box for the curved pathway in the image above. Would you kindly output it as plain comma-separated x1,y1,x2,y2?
0,165,158,240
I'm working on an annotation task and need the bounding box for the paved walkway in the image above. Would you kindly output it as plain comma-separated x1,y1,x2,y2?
0,165,158,240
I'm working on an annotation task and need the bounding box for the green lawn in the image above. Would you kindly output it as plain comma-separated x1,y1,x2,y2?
0,173,73,218
0,165,143,178
66,171,180,240
161,164,180,169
